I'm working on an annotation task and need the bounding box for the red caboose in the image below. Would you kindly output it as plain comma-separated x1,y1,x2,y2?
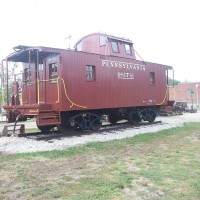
2,33,172,133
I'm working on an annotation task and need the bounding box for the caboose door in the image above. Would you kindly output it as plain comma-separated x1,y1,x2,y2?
44,54,60,105
22,63,37,105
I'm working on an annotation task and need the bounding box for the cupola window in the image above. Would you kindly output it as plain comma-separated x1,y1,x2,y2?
125,44,132,55
100,36,106,46
111,41,119,53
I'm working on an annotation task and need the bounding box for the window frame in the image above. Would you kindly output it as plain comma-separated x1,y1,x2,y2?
49,62,58,83
23,63,32,85
99,35,106,46
86,65,95,81
39,64,44,71
111,40,119,53
24,67,31,83
150,72,155,85
124,43,132,55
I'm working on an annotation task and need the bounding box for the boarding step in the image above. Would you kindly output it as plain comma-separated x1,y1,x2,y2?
39,104,53,111
1,124,25,137
37,110,60,126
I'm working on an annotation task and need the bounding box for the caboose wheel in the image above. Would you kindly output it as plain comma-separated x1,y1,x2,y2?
37,125,54,133
57,123,74,134
147,112,156,123
109,113,118,125
128,112,142,124
57,120,76,133
57,112,74,134
90,118,102,131
143,109,157,123
57,113,75,134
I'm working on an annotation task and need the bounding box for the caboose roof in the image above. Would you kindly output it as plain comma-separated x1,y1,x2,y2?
5,38,173,70
74,32,133,48
6,45,61,62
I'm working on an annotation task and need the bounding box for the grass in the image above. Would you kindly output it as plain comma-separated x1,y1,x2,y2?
0,122,200,199
25,127,40,133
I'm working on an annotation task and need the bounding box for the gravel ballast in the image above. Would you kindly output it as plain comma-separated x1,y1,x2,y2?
0,112,200,154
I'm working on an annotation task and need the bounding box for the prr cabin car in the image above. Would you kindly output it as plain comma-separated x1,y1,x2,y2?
2,33,172,133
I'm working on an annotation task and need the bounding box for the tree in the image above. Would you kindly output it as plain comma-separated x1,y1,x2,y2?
168,78,181,86
0,62,22,113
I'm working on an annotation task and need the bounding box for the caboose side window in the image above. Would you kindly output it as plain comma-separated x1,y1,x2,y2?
49,63,58,82
111,41,119,53
125,44,132,55
150,72,155,85
86,65,95,81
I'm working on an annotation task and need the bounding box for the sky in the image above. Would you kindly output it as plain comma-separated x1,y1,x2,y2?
0,0,200,82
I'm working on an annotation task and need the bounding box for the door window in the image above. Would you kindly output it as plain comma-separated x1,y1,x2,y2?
49,63,58,82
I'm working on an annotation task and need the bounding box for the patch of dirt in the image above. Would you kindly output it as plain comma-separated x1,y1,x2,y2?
184,132,200,142
123,177,165,200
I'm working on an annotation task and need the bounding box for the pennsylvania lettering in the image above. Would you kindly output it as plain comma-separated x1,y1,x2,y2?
102,60,146,71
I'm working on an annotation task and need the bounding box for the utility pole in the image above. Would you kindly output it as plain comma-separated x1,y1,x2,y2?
196,84,199,107
0,63,2,114
0,60,5,112
65,35,72,49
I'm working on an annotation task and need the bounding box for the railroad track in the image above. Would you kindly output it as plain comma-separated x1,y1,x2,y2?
18,120,163,140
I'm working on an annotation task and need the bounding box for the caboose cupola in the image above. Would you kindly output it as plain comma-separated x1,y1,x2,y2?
74,33,136,59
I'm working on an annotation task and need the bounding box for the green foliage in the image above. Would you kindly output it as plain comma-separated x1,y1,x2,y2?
0,62,22,110
168,77,181,86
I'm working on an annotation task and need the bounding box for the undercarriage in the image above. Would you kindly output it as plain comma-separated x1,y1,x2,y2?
3,105,159,134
